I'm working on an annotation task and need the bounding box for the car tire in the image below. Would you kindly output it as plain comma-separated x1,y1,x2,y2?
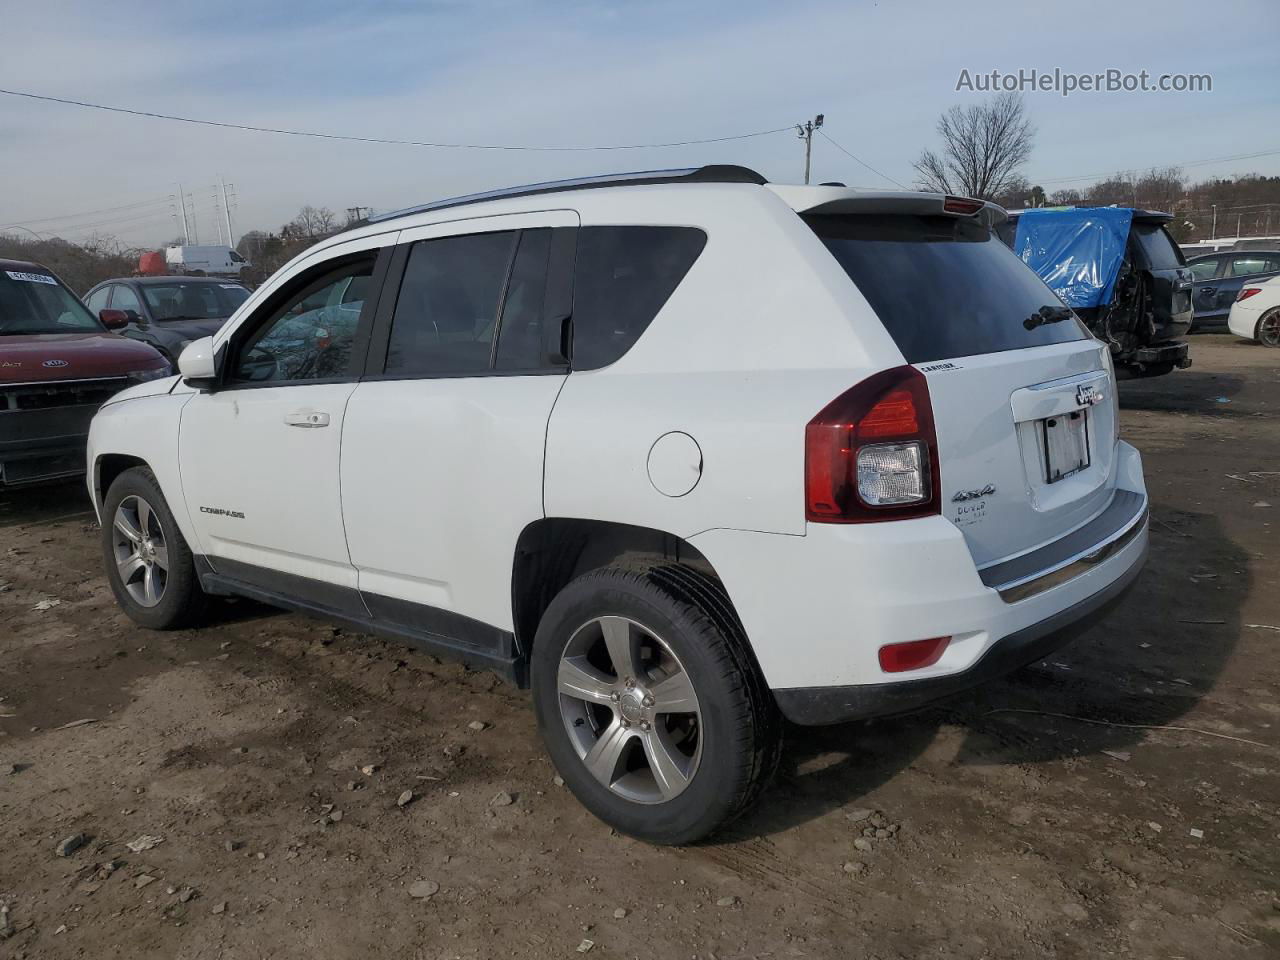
1256,308,1280,347
102,466,208,629
531,562,781,845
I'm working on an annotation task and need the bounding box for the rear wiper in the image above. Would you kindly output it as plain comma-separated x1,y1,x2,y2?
1024,305,1075,330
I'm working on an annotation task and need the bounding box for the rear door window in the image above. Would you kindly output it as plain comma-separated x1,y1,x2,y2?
1132,223,1185,270
494,229,553,370
805,214,1088,364
385,231,518,376
1227,255,1280,277
570,226,706,370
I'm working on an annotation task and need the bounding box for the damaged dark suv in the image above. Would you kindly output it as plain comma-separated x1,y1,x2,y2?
1000,208,1192,378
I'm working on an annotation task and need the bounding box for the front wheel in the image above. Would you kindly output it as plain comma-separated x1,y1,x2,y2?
531,563,780,845
102,466,207,629
1256,308,1280,347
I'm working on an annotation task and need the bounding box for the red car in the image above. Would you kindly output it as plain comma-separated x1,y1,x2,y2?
1,259,170,486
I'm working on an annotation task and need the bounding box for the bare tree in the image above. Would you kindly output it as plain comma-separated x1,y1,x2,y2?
913,92,1035,200
286,205,338,240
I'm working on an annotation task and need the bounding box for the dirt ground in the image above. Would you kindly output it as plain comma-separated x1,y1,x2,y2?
1,334,1277,959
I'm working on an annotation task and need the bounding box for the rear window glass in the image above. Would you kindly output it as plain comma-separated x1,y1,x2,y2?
571,226,706,370
805,214,1088,364
1132,223,1184,270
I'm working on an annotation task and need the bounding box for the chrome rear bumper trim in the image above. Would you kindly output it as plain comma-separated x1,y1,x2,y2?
980,490,1148,603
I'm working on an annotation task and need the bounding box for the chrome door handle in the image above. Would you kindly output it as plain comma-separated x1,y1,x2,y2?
284,411,330,428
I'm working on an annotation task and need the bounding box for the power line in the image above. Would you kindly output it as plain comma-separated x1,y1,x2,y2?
0,87,794,153
33,207,182,235
1038,148,1280,185
818,130,908,190
0,195,173,228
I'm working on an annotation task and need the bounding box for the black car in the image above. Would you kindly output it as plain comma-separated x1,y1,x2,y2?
1186,249,1280,329
82,276,251,364
1000,208,1192,378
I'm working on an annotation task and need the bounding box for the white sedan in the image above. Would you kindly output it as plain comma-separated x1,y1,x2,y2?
1228,275,1280,346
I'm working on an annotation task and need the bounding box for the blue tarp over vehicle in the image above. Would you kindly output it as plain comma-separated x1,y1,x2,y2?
1011,207,1134,309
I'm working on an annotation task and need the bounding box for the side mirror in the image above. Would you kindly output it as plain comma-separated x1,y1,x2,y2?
178,336,219,389
99,308,130,330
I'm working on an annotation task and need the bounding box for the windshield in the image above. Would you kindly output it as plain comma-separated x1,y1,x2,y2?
141,281,250,320
0,269,101,335
806,214,1088,364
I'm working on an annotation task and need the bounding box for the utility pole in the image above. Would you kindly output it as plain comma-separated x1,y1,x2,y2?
345,206,372,226
176,183,190,245
210,184,224,245
795,114,824,185
1210,203,1217,240
220,177,236,248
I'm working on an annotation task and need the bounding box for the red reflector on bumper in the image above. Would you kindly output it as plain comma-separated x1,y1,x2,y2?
878,636,950,673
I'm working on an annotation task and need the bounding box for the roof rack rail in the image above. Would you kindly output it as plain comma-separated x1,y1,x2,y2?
368,164,767,223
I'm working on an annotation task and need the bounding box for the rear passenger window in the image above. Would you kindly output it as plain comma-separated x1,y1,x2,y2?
570,226,707,370
386,231,517,376
495,229,552,370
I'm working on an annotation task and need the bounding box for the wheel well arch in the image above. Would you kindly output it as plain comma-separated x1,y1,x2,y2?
94,453,149,511
510,518,722,658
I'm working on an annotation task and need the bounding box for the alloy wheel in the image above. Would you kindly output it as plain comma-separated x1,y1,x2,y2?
1260,311,1280,347
556,616,702,804
111,495,169,607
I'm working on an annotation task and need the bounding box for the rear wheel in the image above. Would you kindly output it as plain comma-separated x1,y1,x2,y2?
1256,308,1280,347
102,467,207,629
531,563,780,845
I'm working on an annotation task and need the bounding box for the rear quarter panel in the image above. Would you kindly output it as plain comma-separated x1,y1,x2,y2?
544,186,905,539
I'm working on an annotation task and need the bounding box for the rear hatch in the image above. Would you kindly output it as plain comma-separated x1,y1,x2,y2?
1131,217,1193,338
805,207,1119,568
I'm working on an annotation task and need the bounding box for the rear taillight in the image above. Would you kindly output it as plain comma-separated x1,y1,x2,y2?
1237,287,1262,302
805,365,940,523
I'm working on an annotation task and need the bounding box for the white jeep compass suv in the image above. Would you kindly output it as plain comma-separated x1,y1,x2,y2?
87,166,1148,844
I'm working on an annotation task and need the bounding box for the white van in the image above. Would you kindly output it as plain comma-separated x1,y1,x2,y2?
164,245,249,277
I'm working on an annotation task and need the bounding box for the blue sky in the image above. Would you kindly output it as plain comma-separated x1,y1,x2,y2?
2,0,1277,246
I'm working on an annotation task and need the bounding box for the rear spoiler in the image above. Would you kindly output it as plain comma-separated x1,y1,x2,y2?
767,185,1006,229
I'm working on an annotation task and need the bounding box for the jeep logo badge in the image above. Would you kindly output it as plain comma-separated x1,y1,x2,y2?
42,359,69,368
1076,383,1103,407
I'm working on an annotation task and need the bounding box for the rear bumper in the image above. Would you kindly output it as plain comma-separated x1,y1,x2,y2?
0,405,96,485
689,442,1149,724
773,537,1145,724
1227,302,1263,340
1130,340,1191,368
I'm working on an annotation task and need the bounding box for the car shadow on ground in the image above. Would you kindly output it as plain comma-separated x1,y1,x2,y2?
0,477,94,529
1119,371,1248,414
723,504,1247,841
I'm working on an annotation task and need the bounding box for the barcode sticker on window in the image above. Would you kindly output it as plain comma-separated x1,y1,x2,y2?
6,271,58,285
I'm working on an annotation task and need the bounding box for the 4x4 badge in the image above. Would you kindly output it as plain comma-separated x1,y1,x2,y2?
952,484,996,503
1076,383,1103,407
